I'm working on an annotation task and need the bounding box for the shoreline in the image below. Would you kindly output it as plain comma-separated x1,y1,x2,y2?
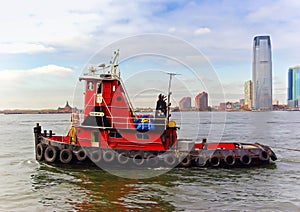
0,109,72,115
0,109,293,114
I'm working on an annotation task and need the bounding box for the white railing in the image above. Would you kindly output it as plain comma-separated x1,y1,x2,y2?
80,92,167,129
80,113,166,130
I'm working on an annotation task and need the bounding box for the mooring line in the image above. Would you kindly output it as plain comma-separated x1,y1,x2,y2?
271,146,300,152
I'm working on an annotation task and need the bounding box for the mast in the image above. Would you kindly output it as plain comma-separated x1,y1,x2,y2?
166,73,178,126
110,50,120,77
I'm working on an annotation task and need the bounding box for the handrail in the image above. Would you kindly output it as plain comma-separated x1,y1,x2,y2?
119,78,137,117
84,93,96,114
80,115,166,129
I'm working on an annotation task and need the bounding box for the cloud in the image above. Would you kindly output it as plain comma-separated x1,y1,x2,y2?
0,43,55,54
0,65,74,81
168,27,176,33
194,27,211,35
0,65,75,109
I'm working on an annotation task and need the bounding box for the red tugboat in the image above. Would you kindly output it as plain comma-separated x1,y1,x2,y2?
34,51,277,168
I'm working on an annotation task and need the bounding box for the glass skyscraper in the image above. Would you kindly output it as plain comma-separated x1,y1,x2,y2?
252,35,273,110
287,66,300,108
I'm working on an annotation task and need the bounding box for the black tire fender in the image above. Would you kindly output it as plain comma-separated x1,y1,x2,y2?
103,150,115,163
179,154,191,167
132,153,144,166
146,154,159,167
198,156,207,167
75,149,87,161
44,145,57,163
60,149,73,164
259,150,270,161
240,154,252,165
209,155,221,167
164,153,177,166
36,143,44,161
117,152,130,165
224,154,235,166
90,150,102,163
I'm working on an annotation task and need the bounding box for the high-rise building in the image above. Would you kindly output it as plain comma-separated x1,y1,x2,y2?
244,80,252,109
195,92,208,110
287,66,300,108
252,35,273,110
179,97,191,110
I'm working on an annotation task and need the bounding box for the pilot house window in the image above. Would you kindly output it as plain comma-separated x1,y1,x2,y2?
109,132,122,138
88,81,94,90
136,133,149,140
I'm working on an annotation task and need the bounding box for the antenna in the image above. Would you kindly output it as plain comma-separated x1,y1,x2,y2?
166,72,180,125
110,50,119,76
98,63,106,73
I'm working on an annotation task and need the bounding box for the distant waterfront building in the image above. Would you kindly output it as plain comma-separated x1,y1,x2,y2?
57,101,73,113
273,98,279,106
195,92,208,110
179,97,191,110
240,99,245,108
219,103,226,111
287,66,300,108
252,35,273,110
226,102,232,111
244,80,253,109
232,102,241,111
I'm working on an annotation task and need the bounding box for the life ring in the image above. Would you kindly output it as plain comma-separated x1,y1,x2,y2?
60,149,73,164
103,150,115,163
36,143,44,161
75,149,87,161
209,155,221,167
164,153,177,167
90,150,102,163
179,155,191,167
132,153,145,166
224,154,235,166
198,156,207,167
117,152,130,165
44,145,57,163
146,154,159,167
240,154,252,165
259,150,270,161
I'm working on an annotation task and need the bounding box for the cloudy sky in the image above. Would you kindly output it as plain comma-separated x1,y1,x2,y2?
1,0,299,109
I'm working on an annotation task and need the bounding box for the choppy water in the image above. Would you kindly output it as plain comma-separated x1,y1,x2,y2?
0,112,299,211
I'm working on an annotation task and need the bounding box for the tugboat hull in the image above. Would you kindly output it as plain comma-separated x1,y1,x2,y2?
34,124,277,168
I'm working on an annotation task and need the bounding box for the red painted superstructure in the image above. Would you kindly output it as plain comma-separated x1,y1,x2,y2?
67,51,174,152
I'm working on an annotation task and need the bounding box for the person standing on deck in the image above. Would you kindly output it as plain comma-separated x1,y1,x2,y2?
155,94,167,118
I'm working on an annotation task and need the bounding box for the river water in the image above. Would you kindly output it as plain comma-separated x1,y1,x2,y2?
0,112,299,211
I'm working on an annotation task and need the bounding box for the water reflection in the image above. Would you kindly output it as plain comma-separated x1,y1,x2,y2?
31,164,177,211
31,162,294,211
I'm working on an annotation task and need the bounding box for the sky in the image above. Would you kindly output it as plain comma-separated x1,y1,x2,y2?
1,0,300,109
